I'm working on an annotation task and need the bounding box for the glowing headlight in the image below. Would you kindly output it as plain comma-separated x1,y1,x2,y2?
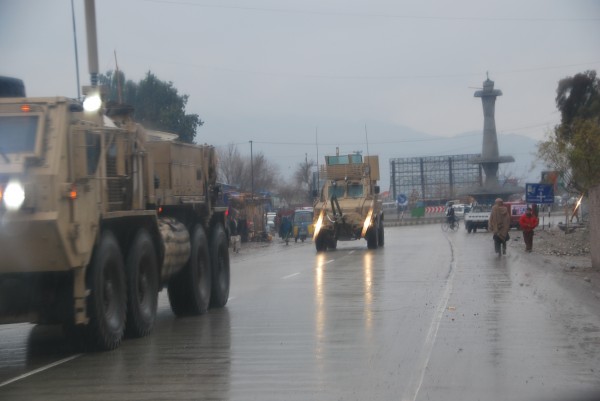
83,93,102,112
4,180,25,211
313,209,324,241
361,208,374,238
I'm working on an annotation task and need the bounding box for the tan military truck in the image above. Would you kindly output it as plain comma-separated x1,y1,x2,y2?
0,79,230,350
312,152,384,251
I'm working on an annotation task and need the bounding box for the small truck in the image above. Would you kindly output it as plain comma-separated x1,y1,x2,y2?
464,202,528,233
464,205,492,233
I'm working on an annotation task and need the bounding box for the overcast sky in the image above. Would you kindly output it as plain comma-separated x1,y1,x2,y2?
2,0,599,190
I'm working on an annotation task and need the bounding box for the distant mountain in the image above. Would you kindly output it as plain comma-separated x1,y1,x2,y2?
202,116,546,193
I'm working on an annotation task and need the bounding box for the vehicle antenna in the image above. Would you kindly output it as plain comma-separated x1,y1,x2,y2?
364,124,372,181
114,50,122,103
315,126,319,196
70,0,81,100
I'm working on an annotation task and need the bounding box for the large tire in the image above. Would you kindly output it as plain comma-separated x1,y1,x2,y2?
378,221,384,247
168,225,212,316
367,225,379,249
209,224,230,308
315,233,327,252
86,231,127,351
125,229,159,338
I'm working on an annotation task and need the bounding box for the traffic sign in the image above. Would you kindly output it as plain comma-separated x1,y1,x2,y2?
526,183,554,204
397,194,408,206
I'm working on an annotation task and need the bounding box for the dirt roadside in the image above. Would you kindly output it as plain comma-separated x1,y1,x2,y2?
516,222,600,296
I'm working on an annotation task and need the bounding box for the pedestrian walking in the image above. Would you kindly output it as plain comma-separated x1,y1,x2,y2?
488,198,511,256
229,215,241,253
519,207,539,252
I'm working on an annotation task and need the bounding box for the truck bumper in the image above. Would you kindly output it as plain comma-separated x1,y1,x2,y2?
0,212,71,273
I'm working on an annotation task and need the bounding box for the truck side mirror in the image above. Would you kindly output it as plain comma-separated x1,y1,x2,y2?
374,186,380,194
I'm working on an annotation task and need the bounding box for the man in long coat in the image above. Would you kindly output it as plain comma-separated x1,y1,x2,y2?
488,198,511,255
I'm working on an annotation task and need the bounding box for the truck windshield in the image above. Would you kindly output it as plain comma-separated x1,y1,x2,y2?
347,184,363,197
0,115,38,153
294,212,312,223
329,185,345,198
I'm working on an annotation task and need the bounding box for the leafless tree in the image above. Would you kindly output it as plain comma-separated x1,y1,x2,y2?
217,143,279,193
293,158,315,190
217,143,245,187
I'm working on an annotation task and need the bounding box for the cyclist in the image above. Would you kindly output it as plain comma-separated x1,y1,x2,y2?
446,203,457,229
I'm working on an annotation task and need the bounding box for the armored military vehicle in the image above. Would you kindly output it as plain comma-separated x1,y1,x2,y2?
312,152,384,251
0,0,229,351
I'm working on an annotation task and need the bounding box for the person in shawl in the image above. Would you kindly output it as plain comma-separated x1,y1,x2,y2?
488,198,511,255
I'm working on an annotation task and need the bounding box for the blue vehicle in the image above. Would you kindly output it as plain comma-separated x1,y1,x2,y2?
292,208,314,242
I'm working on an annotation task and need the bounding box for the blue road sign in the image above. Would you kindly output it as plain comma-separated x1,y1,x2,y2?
397,194,408,206
526,183,554,204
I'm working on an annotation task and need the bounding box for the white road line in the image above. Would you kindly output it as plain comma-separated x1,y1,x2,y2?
0,354,82,388
402,240,457,401
281,272,300,279
348,250,355,255
227,296,236,302
325,259,335,264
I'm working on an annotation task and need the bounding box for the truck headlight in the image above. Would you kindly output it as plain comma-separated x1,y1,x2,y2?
313,209,324,240
361,208,374,238
4,180,25,211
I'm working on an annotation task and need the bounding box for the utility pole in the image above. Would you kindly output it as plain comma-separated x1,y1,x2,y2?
249,140,254,201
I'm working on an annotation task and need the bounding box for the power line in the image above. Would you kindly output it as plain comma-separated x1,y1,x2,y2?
130,52,600,81
144,0,600,22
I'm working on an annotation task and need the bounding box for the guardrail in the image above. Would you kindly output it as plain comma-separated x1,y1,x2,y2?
383,214,448,227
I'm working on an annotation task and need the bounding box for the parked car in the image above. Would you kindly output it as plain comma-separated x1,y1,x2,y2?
266,212,277,232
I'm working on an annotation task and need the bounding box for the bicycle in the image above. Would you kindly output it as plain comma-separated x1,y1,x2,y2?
441,219,459,232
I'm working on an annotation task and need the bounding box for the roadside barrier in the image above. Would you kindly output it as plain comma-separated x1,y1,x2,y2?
384,215,448,227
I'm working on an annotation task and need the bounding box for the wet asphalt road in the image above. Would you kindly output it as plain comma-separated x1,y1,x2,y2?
1,224,599,401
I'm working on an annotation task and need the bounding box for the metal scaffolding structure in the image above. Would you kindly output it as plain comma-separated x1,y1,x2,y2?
390,154,483,204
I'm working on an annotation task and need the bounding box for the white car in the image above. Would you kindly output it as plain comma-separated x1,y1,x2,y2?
266,212,277,232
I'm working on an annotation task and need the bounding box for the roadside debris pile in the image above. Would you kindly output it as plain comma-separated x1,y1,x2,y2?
534,224,590,257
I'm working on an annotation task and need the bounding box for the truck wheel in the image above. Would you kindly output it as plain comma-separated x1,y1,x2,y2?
378,223,385,247
168,225,211,316
209,223,230,308
328,238,337,250
467,225,472,233
86,231,126,351
473,227,478,233
367,226,379,250
315,233,327,252
125,229,159,338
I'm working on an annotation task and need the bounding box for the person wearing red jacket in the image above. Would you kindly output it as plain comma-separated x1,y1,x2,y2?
519,207,539,252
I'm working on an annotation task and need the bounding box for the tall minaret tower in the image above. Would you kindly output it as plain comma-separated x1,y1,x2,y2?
473,74,514,188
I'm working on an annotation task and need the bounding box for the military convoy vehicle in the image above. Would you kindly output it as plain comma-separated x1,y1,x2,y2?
0,0,229,351
312,152,384,251
0,84,230,350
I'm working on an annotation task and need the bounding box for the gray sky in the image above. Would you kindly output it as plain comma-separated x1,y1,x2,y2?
2,0,599,191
